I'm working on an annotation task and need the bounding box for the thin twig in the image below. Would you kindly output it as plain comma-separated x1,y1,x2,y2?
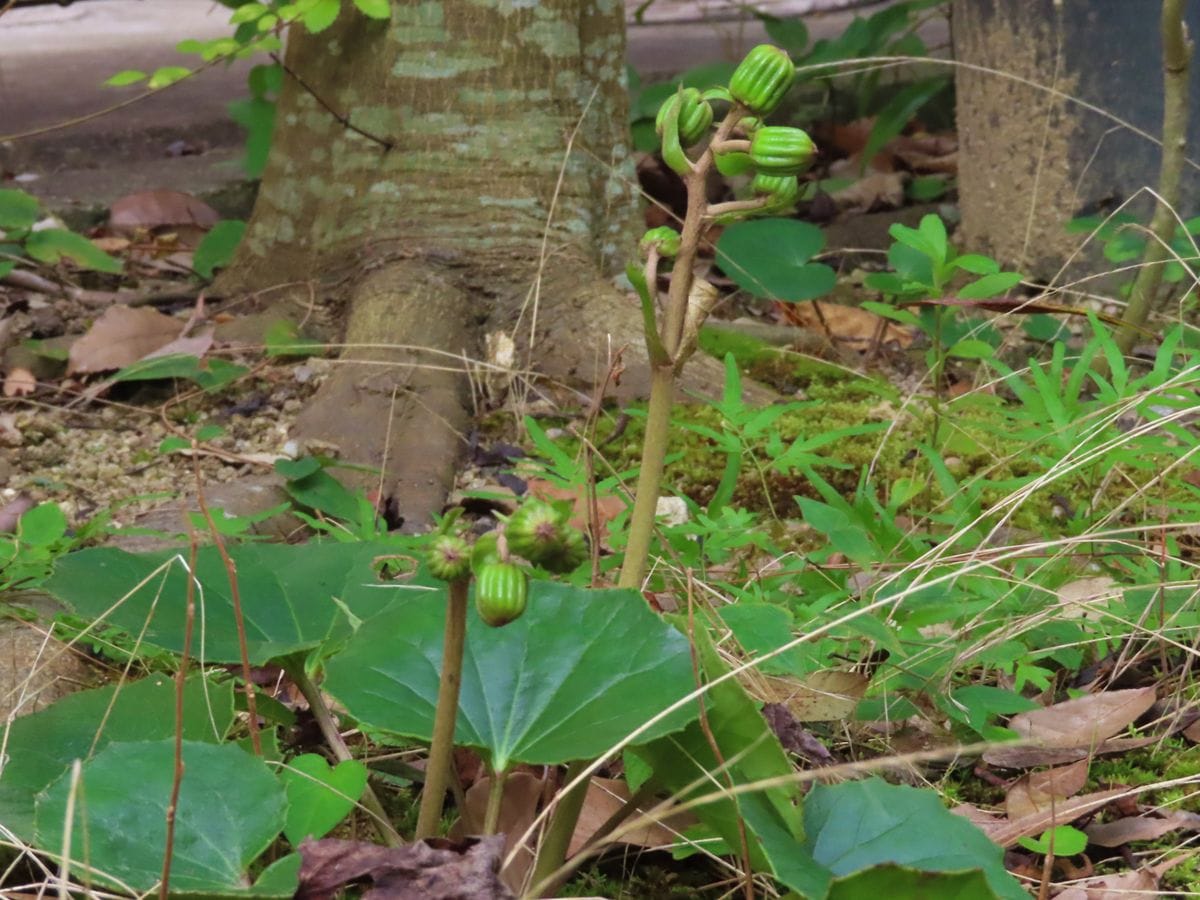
0,58,224,144
285,661,404,846
686,573,754,900
269,52,394,150
159,533,198,900
190,450,262,756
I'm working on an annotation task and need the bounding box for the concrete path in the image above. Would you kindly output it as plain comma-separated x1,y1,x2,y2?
0,0,946,217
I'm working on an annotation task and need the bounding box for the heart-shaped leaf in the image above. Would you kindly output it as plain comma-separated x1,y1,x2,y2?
281,754,368,844
631,623,815,895
36,740,286,893
323,582,698,772
716,219,836,302
800,779,1026,899
827,865,999,899
0,188,40,230
0,676,234,841
43,541,418,664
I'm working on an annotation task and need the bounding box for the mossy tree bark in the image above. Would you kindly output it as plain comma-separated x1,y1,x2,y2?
220,0,670,526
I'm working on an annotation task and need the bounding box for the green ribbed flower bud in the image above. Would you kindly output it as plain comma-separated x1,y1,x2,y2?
539,527,588,574
474,562,528,627
639,226,681,258
729,45,795,115
656,87,714,147
427,534,471,582
749,126,816,176
750,173,801,211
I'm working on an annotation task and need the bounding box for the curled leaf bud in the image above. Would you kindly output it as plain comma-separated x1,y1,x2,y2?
470,531,501,573
427,534,471,582
750,173,801,211
737,116,763,136
656,87,714,147
639,226,682,258
713,150,754,177
749,126,816,176
729,44,796,116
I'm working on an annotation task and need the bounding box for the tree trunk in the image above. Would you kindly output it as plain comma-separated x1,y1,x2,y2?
220,0,659,527
953,0,1200,282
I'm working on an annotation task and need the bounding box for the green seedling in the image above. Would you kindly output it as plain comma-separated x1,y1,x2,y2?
0,188,122,278
1018,825,1088,857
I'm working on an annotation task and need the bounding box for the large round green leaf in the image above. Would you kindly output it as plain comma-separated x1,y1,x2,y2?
43,541,416,664
36,740,286,894
802,779,1026,899
827,865,998,899
0,676,233,842
324,582,698,772
715,218,836,302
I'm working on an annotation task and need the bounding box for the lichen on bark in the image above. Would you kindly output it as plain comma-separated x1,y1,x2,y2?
218,0,657,526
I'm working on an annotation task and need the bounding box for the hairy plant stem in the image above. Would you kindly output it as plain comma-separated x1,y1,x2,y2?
528,759,591,897
415,578,469,839
617,364,677,589
1113,0,1191,357
285,661,403,846
483,769,507,835
618,109,742,589
160,537,199,900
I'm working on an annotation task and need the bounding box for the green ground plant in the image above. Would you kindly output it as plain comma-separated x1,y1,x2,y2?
12,0,1200,894
0,189,123,277
7,41,1034,900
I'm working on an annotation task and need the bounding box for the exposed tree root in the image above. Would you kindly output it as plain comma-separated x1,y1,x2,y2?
291,258,478,530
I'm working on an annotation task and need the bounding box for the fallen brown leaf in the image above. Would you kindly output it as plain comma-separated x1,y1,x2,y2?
778,300,915,350
67,305,185,375
454,772,545,894
1006,687,1156,751
2,366,36,397
760,670,868,722
1184,718,1200,743
984,735,1158,769
1055,577,1121,620
951,803,1005,832
1053,866,1159,900
762,702,835,765
889,133,958,174
568,776,683,856
1085,811,1194,848
0,494,35,533
90,235,131,254
1004,760,1089,820
829,170,908,212
989,789,1127,847
141,329,214,362
296,835,513,900
108,189,219,234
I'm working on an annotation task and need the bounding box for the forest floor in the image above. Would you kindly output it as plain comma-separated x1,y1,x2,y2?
4,3,1199,898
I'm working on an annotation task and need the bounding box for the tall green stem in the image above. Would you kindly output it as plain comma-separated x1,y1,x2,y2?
482,769,507,835
415,578,469,839
618,364,676,588
528,759,591,897
286,661,403,846
618,110,741,589
1113,0,1191,356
